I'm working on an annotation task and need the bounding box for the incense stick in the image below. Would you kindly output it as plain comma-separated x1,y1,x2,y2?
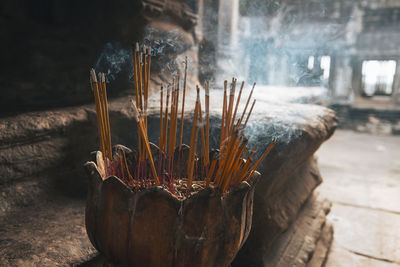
221,138,247,193
242,99,256,131
233,145,257,186
179,57,187,150
163,84,170,153
246,141,275,181
171,75,180,156
226,78,236,135
230,81,244,133
143,45,148,117
146,47,151,118
220,81,227,148
236,82,256,131
131,101,160,185
204,82,210,166
197,86,207,167
100,73,112,159
133,43,140,107
187,88,200,192
159,85,163,151
90,69,107,160
168,79,176,157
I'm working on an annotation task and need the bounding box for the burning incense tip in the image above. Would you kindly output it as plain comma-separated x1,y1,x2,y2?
130,99,140,122
148,46,151,55
90,68,97,83
136,42,139,52
230,85,235,95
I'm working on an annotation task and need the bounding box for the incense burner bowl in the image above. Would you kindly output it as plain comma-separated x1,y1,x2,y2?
84,146,259,267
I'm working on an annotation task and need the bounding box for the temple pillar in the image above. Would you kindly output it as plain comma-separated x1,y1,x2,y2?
392,59,400,104
329,54,353,101
351,57,363,101
216,0,240,80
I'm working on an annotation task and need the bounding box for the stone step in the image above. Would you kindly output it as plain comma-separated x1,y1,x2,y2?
307,221,334,267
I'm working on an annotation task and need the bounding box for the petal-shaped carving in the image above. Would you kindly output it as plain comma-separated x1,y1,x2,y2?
85,146,260,267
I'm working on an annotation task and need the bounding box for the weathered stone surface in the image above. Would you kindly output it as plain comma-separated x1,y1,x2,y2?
317,129,400,213
307,221,334,267
231,156,326,267
233,101,337,266
328,204,400,264
0,107,100,216
259,195,332,267
0,197,97,266
316,129,400,266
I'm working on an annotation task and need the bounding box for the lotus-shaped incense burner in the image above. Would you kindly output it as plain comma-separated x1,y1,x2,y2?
84,145,259,267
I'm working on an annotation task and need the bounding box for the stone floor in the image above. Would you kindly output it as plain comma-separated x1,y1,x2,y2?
316,130,400,266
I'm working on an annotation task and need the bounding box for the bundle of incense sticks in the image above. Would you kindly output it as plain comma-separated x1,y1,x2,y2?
90,69,112,161
90,43,275,196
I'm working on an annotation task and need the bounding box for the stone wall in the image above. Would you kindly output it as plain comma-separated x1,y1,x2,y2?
0,0,198,117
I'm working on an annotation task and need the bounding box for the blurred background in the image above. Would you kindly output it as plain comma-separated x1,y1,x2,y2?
1,0,400,266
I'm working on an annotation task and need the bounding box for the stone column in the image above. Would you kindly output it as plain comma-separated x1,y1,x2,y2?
313,55,322,73
279,53,289,85
328,55,336,98
196,0,204,41
329,54,353,101
351,56,363,101
199,0,219,82
201,0,219,42
392,59,400,104
216,0,240,81
269,52,288,86
217,0,238,47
